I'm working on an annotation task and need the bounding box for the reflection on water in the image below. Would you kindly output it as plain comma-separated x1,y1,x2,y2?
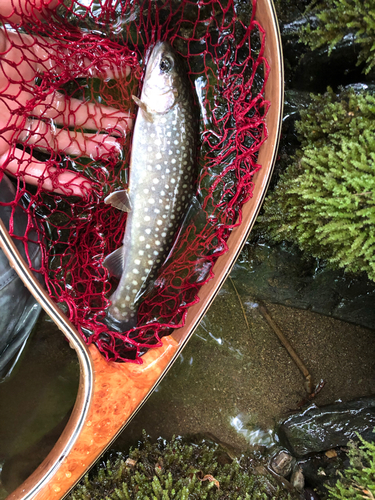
230,413,277,448
0,313,79,498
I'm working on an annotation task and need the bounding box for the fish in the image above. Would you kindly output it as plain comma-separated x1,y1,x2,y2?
103,41,197,328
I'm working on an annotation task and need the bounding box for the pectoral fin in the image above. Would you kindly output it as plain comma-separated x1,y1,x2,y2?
132,95,154,123
104,190,132,212
103,246,124,279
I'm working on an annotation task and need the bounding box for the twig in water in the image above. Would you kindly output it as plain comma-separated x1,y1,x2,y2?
257,301,314,394
229,276,252,338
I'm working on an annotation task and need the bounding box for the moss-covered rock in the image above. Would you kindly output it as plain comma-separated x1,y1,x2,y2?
257,87,375,281
67,434,299,499
300,0,375,74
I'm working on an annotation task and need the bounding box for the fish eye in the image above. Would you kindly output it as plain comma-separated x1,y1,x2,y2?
160,56,173,73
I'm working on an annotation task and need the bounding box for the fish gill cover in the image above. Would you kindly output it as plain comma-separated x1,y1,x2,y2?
0,0,269,362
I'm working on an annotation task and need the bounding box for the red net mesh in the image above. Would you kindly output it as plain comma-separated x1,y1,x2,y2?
0,0,269,362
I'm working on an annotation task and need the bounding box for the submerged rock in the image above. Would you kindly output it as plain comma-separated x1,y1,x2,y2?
270,450,295,477
278,396,375,457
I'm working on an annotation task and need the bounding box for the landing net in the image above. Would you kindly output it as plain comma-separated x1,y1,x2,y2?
0,0,269,362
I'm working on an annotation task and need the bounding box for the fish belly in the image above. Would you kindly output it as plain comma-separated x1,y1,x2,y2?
109,102,195,326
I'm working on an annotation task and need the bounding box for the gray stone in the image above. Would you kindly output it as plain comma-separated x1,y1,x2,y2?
290,465,304,492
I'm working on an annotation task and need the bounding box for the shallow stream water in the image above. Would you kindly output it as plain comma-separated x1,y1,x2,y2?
0,250,374,497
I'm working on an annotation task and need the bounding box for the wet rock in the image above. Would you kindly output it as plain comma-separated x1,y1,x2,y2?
270,450,295,477
279,13,367,92
234,243,375,331
298,448,350,497
278,397,375,457
291,465,304,492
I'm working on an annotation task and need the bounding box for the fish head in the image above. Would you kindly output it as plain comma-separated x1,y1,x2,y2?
142,41,183,114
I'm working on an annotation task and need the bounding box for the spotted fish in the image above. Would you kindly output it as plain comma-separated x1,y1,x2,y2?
104,41,196,328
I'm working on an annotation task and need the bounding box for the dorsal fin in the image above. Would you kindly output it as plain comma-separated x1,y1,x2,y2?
104,190,131,212
103,246,124,279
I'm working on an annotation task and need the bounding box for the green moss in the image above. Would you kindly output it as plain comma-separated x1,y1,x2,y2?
257,87,375,281
299,0,375,74
327,433,375,499
67,434,298,499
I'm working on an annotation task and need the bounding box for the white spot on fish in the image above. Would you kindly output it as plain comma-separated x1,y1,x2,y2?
138,250,144,256
148,260,153,265
171,178,176,184
132,289,137,293
174,140,179,145
169,150,173,155
145,215,150,221
155,240,161,246
154,208,160,214
143,188,149,194
132,280,138,285
139,235,145,241
146,244,151,249
153,178,159,184
157,220,162,225
162,232,167,237
145,228,151,234
135,259,141,265
148,198,155,204
133,269,139,274
172,159,176,164
156,152,162,159
156,164,161,170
